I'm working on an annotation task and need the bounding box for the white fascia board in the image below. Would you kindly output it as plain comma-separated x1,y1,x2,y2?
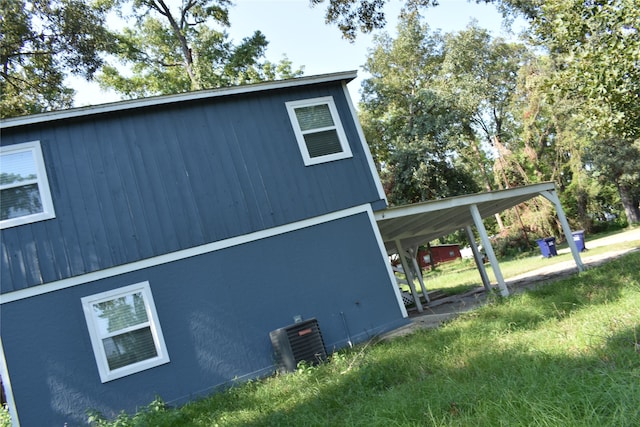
364,207,408,318
0,71,358,130
0,203,371,304
342,82,388,206
375,182,556,221
0,339,20,426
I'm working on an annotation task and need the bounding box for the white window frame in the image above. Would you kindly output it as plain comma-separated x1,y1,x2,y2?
286,96,353,165
81,281,170,383
0,140,56,229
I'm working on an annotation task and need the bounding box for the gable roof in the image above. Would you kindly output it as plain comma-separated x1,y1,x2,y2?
0,71,358,129
375,182,556,252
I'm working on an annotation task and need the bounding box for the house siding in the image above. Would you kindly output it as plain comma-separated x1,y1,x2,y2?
1,82,385,292
0,210,407,427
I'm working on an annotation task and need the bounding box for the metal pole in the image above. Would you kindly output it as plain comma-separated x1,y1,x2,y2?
408,246,430,303
470,204,509,297
395,239,423,312
465,225,492,292
540,189,585,272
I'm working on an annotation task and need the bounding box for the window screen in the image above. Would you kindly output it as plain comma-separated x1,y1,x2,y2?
286,97,353,165
294,104,334,131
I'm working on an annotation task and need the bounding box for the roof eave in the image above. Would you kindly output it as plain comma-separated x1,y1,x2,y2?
1,70,358,129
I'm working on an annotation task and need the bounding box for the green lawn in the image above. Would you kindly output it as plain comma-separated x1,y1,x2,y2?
414,231,640,295
84,248,640,427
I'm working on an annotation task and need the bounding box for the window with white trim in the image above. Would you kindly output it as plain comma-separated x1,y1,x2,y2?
286,96,353,165
81,282,170,383
0,140,55,229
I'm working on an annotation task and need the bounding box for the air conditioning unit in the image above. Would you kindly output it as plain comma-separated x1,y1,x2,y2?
270,318,327,373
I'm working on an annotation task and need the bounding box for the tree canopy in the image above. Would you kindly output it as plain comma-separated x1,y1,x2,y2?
311,0,541,41
2,0,637,229
0,0,303,116
349,0,639,227
0,0,115,117
360,11,481,205
359,4,639,237
527,0,640,223
97,0,303,98
530,0,639,141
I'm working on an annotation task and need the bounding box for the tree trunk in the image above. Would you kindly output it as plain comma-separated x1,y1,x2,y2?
576,189,592,232
467,132,505,230
618,184,640,224
154,0,200,90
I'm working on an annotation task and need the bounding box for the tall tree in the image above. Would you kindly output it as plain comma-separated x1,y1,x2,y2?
312,0,640,225
531,0,640,141
360,10,479,205
310,0,539,40
98,0,303,97
437,24,528,189
436,24,533,233
586,138,640,224
529,0,640,223
0,0,115,117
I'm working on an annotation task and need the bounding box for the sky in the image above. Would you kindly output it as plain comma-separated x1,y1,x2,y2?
69,0,525,107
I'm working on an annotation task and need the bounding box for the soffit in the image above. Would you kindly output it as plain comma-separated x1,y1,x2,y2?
375,182,556,253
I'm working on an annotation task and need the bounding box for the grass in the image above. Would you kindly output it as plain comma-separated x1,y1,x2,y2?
413,230,640,295
84,248,640,427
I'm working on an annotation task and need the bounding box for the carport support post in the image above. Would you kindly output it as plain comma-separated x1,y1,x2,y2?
408,246,430,303
465,226,492,292
395,239,424,312
540,189,585,272
470,204,509,297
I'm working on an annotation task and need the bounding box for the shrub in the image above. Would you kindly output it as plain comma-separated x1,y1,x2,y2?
490,227,536,258
0,405,11,427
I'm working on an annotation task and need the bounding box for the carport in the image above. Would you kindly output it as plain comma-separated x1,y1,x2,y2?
375,182,585,313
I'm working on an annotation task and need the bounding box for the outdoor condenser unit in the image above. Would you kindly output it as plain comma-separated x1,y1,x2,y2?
269,318,327,373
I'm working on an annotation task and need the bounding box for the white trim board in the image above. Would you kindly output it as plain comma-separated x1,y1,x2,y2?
0,338,20,426
1,71,358,129
81,281,171,382
0,204,373,304
0,140,57,229
285,96,353,165
365,208,408,318
342,83,388,205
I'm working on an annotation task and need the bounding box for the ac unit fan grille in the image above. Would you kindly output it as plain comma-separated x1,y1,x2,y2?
270,318,327,373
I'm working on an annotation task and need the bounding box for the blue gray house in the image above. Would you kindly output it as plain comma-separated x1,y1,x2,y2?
0,71,410,426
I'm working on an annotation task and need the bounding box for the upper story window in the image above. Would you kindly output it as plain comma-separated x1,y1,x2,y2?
286,96,353,165
81,282,170,382
0,140,55,229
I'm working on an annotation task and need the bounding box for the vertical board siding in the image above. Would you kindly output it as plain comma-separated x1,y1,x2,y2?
0,83,384,292
47,128,80,277
0,238,11,287
121,115,181,254
32,222,60,283
1,212,407,426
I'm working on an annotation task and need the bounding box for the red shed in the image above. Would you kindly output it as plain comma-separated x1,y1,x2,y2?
419,244,462,267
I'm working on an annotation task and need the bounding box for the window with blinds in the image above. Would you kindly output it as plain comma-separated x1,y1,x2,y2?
0,141,55,229
286,97,353,165
81,282,170,382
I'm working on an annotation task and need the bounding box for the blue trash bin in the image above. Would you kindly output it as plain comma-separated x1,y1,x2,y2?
572,230,586,252
536,238,551,257
544,237,558,256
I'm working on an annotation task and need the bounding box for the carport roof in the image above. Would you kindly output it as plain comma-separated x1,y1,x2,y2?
375,182,556,253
